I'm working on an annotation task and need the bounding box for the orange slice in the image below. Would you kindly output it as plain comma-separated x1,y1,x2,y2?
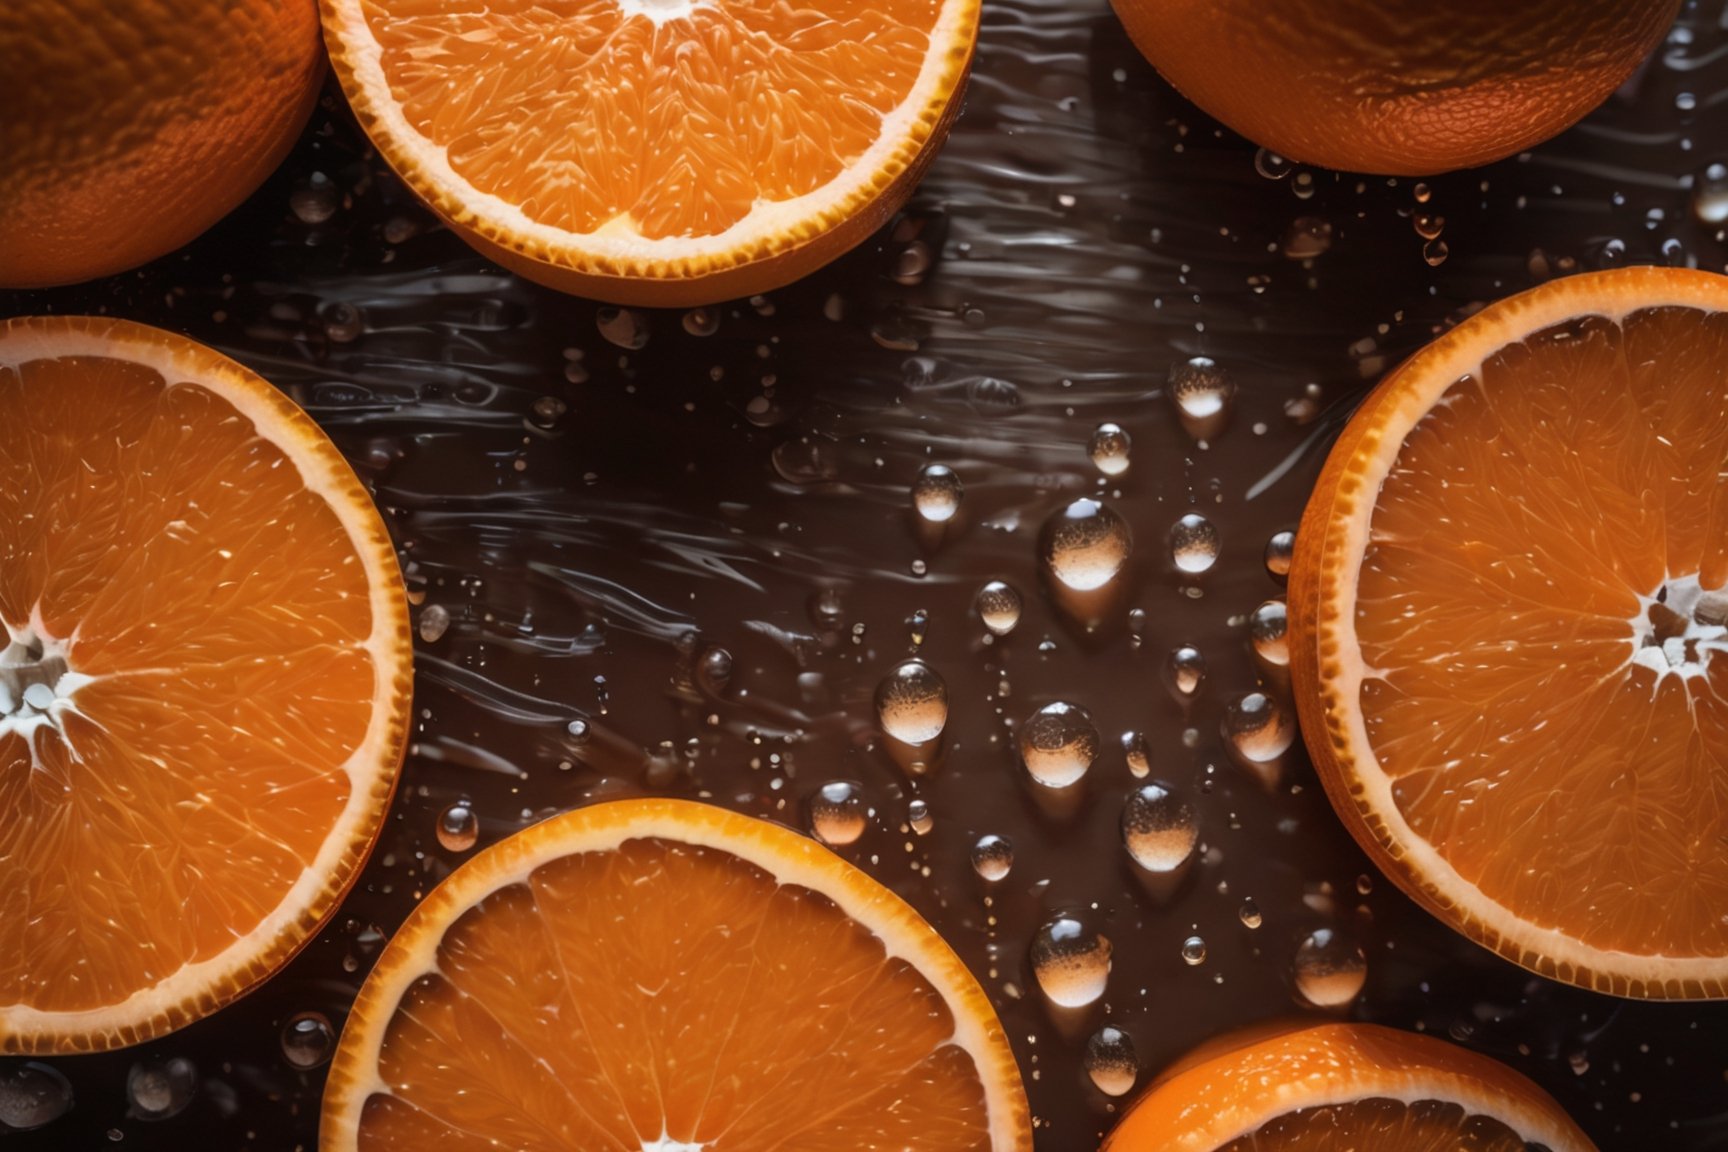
1102,1022,1596,1151
320,798,1031,1151
320,0,980,306
0,316,411,1052
1289,267,1728,999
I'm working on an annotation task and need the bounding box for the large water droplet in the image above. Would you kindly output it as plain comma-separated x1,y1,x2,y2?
1222,693,1296,762
1121,783,1199,873
1168,357,1236,425
596,306,649,350
126,1057,197,1120
976,580,1023,636
1087,423,1132,477
971,834,1014,881
1167,645,1205,698
1249,600,1289,670
1018,702,1100,788
1169,514,1221,574
912,464,963,523
0,1063,72,1131
437,802,479,852
1041,499,1132,592
1294,928,1368,1008
282,1010,336,1069
1030,916,1112,1008
1084,1027,1139,1096
809,781,868,846
875,660,949,744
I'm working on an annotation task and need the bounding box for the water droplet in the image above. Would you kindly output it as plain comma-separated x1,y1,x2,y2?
1239,898,1263,929
529,395,567,429
281,1011,336,1070
1041,498,1132,592
1018,701,1100,788
1412,181,1432,204
1264,531,1295,583
1168,357,1236,423
1413,212,1446,241
1169,513,1221,574
566,718,591,744
697,646,734,695
809,781,868,846
1249,600,1289,669
875,659,949,744
907,799,933,835
894,240,934,284
771,439,840,485
971,834,1014,881
1253,148,1292,180
289,178,338,224
0,1063,72,1131
1120,731,1151,778
1422,238,1450,267
912,464,963,523
1294,928,1368,1008
437,802,478,852
320,301,364,343
1223,693,1296,763
1084,1027,1139,1096
1030,916,1112,1008
1280,217,1333,259
1693,162,1728,225
417,603,451,643
1167,645,1205,698
1181,935,1208,966
1121,783,1198,873
126,1058,196,1120
1676,91,1698,112
596,307,649,350
975,580,1022,636
681,307,719,337
1087,423,1132,477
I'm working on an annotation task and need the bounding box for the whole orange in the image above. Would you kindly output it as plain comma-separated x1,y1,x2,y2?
0,0,324,289
1109,0,1680,175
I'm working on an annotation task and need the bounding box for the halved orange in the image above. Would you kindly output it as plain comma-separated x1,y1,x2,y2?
321,798,1031,1151
1102,1021,1595,1151
0,316,411,1052
1289,267,1728,999
321,0,980,305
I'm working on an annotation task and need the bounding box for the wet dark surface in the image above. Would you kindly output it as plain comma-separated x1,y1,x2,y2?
4,0,1728,1148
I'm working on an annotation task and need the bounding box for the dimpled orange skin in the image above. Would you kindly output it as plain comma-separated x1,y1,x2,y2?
0,0,324,289
1108,0,1680,176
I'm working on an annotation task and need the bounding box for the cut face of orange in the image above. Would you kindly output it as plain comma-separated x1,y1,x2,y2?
1102,1022,1595,1152
321,0,980,305
0,316,411,1052
1289,267,1728,999
320,798,1031,1152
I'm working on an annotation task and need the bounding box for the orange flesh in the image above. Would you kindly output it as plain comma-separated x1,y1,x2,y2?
364,0,938,240
1216,1097,1540,1151
0,354,373,1013
356,836,992,1150
1358,306,1728,958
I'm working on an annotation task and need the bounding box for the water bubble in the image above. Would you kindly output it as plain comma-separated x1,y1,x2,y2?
1253,148,1292,180
126,1058,196,1120
681,307,719,337
1084,1027,1139,1096
1087,423,1132,477
1121,783,1199,873
1180,935,1208,966
908,799,933,835
1249,600,1289,669
0,1063,72,1131
1167,645,1205,698
1168,357,1236,424
1294,928,1368,1008
1030,916,1112,1008
437,802,478,852
282,1011,336,1070
1222,693,1296,762
875,659,949,744
1040,498,1132,592
596,307,649,350
417,603,451,643
697,646,734,695
1694,163,1728,225
1280,217,1333,260
1264,531,1295,582
912,464,964,523
809,781,868,846
1018,701,1100,788
975,580,1023,636
971,834,1014,881
1120,731,1151,778
1239,898,1263,929
1422,238,1450,267
1169,513,1221,574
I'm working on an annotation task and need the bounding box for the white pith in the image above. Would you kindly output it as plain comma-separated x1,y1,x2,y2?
1629,573,1727,683
615,0,708,26
0,615,94,756
0,319,406,1047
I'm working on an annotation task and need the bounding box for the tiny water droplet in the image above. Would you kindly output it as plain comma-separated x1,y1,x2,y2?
320,301,363,343
1413,212,1445,240
566,718,590,744
912,464,963,523
1167,357,1236,423
1280,217,1333,260
1180,935,1208,966
1120,731,1151,778
907,799,933,835
1693,163,1728,225
1169,513,1221,574
1018,701,1100,788
436,802,478,852
1122,782,1198,873
809,781,868,846
1249,600,1289,669
1254,148,1292,180
1167,645,1205,699
290,179,338,225
1239,898,1263,929
282,1011,336,1070
1041,498,1132,592
875,660,949,744
596,307,649,350
976,580,1023,636
771,439,840,486
681,307,719,337
1087,423,1132,477
1030,916,1112,1008
1294,928,1368,1008
1422,238,1450,267
529,395,567,429
1084,1027,1139,1096
697,646,734,695
417,603,451,643
971,834,1014,881
0,1063,72,1131
126,1058,196,1121
1264,531,1295,582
